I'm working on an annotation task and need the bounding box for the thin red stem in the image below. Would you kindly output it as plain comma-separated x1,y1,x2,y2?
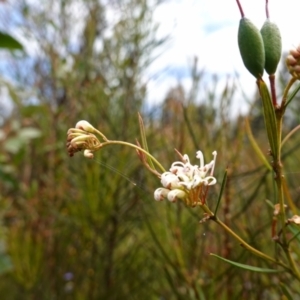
269,75,277,107
265,0,270,19
236,0,245,18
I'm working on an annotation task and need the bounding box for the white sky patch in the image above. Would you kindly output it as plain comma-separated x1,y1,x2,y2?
1,0,300,117
147,0,300,114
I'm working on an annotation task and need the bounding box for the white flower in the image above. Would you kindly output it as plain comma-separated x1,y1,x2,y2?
196,150,217,178
84,149,94,159
154,150,217,206
167,189,187,202
161,173,181,189
154,188,169,201
75,120,97,133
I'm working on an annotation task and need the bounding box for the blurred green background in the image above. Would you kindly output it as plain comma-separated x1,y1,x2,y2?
1,0,300,299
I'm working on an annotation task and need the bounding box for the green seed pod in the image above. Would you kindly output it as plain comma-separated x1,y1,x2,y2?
260,19,282,75
238,17,265,78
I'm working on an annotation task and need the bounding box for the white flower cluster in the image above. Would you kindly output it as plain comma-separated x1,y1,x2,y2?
154,150,217,206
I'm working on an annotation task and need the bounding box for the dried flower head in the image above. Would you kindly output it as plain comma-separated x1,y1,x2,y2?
154,150,217,207
66,121,102,158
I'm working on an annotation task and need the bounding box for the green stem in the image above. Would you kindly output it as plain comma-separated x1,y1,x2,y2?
96,140,166,173
214,217,284,266
200,204,299,278
274,111,300,279
273,111,285,237
281,124,300,148
281,77,297,108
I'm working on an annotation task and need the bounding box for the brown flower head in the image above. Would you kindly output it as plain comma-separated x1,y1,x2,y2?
66,121,102,158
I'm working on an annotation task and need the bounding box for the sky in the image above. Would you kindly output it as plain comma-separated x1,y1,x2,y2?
1,0,300,118
146,0,300,115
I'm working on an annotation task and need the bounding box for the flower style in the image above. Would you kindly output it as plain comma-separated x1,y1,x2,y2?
75,120,98,133
66,120,102,158
154,150,217,207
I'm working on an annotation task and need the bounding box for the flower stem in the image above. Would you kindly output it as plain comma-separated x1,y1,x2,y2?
235,0,245,18
96,140,166,173
215,218,276,263
269,75,277,106
281,124,300,148
281,77,297,108
200,204,299,278
273,109,300,279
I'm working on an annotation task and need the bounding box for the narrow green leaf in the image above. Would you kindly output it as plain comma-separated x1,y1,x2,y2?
196,284,206,300
141,206,176,270
265,199,274,210
214,169,227,216
210,253,282,273
285,82,300,108
257,79,278,159
182,104,198,149
245,118,272,171
0,32,23,50
138,113,155,170
163,266,185,299
287,225,300,245
280,282,294,300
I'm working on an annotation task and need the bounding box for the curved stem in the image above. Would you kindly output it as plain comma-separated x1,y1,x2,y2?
93,128,110,142
281,77,297,108
265,0,269,19
235,0,244,18
213,217,285,266
200,204,299,279
96,140,166,173
274,110,300,279
281,124,300,148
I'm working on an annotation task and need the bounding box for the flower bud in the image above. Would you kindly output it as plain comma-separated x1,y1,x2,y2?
154,188,169,201
84,149,94,159
161,172,180,189
167,189,186,202
75,120,97,133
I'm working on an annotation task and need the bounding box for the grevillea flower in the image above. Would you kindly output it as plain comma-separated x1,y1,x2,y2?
66,121,102,158
154,150,217,207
